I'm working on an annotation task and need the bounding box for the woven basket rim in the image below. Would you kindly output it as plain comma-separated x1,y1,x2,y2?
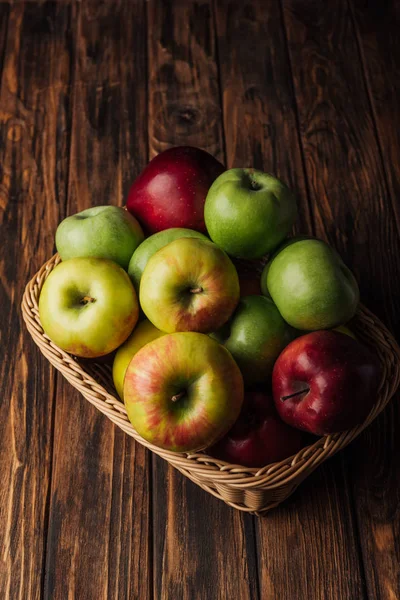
21,254,400,491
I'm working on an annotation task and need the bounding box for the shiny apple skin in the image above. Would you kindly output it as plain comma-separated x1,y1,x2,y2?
38,258,139,358
124,332,244,452
112,320,165,399
208,390,306,468
272,331,381,435
126,146,225,234
140,237,240,333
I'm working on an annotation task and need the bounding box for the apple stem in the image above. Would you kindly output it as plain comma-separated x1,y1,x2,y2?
281,388,310,402
171,391,186,403
190,287,203,294
80,296,96,305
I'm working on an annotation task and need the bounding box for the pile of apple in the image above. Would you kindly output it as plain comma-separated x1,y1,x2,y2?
39,146,381,468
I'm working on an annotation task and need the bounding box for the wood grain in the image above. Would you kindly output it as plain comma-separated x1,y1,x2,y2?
350,0,400,237
214,2,367,598
347,2,400,598
0,3,74,599
282,1,400,599
43,2,152,599
148,2,258,598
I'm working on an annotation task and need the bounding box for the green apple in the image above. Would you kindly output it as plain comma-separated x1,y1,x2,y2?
211,295,294,384
128,227,208,292
39,257,139,357
261,237,359,330
140,237,240,333
56,205,144,269
124,332,244,452
113,320,165,399
204,168,297,258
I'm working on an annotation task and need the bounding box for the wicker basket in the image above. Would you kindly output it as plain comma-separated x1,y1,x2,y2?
22,254,400,515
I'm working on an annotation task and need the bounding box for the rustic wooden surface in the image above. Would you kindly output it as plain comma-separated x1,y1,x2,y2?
1,1,399,598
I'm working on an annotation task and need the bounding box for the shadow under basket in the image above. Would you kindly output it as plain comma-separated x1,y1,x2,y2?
22,254,400,515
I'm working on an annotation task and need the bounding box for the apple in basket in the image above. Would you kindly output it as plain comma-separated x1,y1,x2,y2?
139,237,240,333
272,330,381,435
127,227,208,293
211,295,294,384
126,146,225,234
208,390,306,468
113,320,165,399
56,205,144,269
123,332,244,452
39,257,139,358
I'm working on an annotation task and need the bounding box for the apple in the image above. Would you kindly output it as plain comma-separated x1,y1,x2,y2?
261,237,359,330
112,320,163,398
124,332,244,452
211,295,294,384
238,272,261,297
55,205,144,269
39,257,139,357
128,227,208,292
272,330,381,435
113,320,165,399
140,237,240,333
204,168,297,258
208,390,306,468
126,146,224,234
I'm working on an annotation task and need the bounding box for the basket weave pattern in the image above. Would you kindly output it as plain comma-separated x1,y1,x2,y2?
22,254,400,514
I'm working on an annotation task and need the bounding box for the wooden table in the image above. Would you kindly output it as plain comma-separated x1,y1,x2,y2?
1,1,399,598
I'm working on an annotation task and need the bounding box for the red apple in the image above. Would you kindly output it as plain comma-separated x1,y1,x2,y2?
272,331,381,435
208,390,306,467
126,146,224,233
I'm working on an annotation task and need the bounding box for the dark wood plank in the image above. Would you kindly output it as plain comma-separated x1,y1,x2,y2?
347,2,400,598
350,0,400,237
214,2,367,599
0,3,73,599
282,1,400,599
147,2,259,598
43,2,152,599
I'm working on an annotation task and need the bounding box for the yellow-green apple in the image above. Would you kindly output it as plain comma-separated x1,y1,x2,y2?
208,390,306,467
112,320,165,399
204,168,297,258
56,205,144,269
261,237,359,330
211,295,294,384
140,238,240,333
272,330,381,435
124,332,244,452
39,257,138,357
128,227,208,292
126,146,224,233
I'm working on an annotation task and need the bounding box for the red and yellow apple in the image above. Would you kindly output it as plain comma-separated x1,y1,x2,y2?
139,237,240,333
112,320,165,399
124,332,244,452
39,257,138,357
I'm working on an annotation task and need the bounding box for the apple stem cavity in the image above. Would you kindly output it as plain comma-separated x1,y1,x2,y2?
171,391,186,403
80,295,96,305
281,388,310,402
189,286,203,294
